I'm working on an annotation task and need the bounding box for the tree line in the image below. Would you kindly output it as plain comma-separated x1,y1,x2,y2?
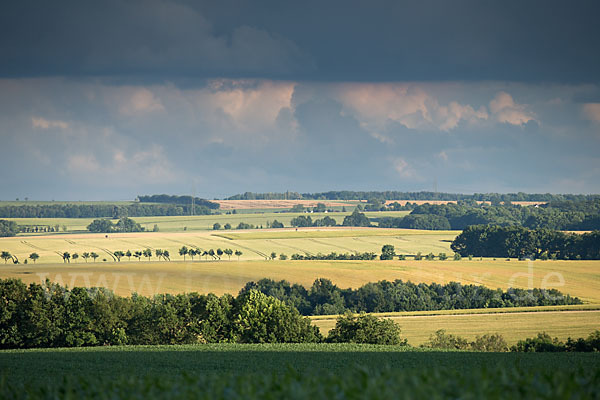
87,217,144,233
378,199,600,231
241,278,581,316
451,225,600,260
0,278,320,349
227,191,600,202
0,203,213,219
1,247,245,265
137,194,219,209
0,278,589,350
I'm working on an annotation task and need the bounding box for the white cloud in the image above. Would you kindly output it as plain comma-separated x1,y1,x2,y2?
203,80,296,135
435,101,488,131
391,157,416,178
332,83,488,133
582,103,600,123
489,91,536,126
67,144,176,183
118,88,164,115
67,154,100,172
32,117,69,130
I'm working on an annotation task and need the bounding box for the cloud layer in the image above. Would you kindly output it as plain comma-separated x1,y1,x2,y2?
1,78,599,199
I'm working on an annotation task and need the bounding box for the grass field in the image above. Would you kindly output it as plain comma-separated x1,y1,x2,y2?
4,211,410,233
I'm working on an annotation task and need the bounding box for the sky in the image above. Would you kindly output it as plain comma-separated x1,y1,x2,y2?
1,0,599,200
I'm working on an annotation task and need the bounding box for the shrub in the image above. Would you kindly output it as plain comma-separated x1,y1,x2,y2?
271,220,284,228
327,312,406,345
380,245,395,260
425,329,469,350
511,332,565,352
471,333,508,352
234,290,321,343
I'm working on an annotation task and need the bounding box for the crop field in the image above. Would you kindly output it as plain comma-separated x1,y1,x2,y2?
3,210,410,233
311,307,600,345
1,345,599,399
1,344,598,385
1,228,598,299
0,226,451,264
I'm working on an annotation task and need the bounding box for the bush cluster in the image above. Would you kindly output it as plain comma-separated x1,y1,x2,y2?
512,331,600,352
424,330,508,351
424,329,600,353
290,252,377,261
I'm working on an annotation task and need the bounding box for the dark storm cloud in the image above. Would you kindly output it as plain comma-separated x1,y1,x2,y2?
2,0,599,82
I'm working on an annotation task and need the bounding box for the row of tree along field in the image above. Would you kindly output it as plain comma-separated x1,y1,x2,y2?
241,278,581,316
0,278,587,349
0,203,215,219
227,191,600,202
2,237,595,264
0,247,245,265
451,225,600,260
377,199,600,230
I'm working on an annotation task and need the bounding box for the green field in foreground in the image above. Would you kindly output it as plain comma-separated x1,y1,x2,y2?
1,344,598,385
4,211,410,233
1,345,598,399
